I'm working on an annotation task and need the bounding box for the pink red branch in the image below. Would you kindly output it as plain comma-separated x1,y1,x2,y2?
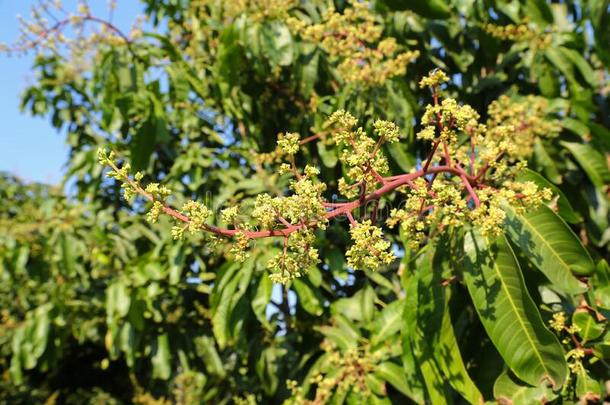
115,163,478,240
13,13,140,60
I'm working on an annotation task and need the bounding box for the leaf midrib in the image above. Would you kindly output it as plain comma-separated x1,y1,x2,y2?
517,210,575,274
490,242,552,382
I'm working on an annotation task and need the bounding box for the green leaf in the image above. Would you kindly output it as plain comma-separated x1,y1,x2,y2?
370,300,402,348
365,373,387,397
437,306,484,404
418,356,452,405
533,139,562,184
403,249,452,404
493,370,558,404
195,336,226,378
317,141,338,168
526,0,554,25
293,278,324,316
22,304,52,369
299,48,319,98
405,243,483,404
504,205,593,293
592,260,610,309
256,346,287,395
558,47,598,88
107,280,131,319
400,299,426,404
151,333,171,380
252,274,272,327
381,0,451,19
572,309,606,343
332,284,376,323
211,260,254,348
562,117,591,140
575,368,602,403
463,230,568,388
261,22,294,66
545,48,581,91
562,141,610,188
374,362,415,399
316,315,360,350
130,115,156,171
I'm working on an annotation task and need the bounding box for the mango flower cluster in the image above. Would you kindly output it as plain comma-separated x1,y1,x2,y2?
486,94,561,158
98,70,556,284
288,0,419,86
548,312,590,375
4,0,144,60
223,0,298,21
387,72,553,248
484,21,553,50
286,339,386,404
325,110,400,199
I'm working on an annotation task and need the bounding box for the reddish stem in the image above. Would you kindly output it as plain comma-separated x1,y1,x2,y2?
124,164,471,240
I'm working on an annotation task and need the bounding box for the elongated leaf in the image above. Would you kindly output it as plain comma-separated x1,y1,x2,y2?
211,258,254,348
315,323,357,351
405,243,483,404
332,284,376,323
370,300,402,348
195,336,226,378
437,307,484,404
251,274,272,328
365,373,387,397
386,142,415,172
400,341,427,403
504,205,593,293
575,368,602,402
418,356,452,405
151,333,171,380
545,48,579,90
403,248,453,404
533,139,562,184
374,362,417,400
493,370,558,404
463,230,568,388
572,309,605,342
559,47,598,87
293,278,324,316
562,141,610,187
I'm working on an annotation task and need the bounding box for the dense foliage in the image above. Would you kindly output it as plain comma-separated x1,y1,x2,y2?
1,0,610,403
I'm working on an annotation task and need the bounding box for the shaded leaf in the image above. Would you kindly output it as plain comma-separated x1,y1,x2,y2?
463,230,568,388
504,205,593,294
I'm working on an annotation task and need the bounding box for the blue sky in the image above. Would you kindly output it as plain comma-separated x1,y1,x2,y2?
0,0,143,184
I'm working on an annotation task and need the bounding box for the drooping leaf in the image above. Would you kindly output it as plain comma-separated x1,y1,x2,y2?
533,139,562,184
195,336,226,378
151,333,171,380
493,370,558,404
293,277,324,316
374,362,418,400
370,300,402,348
463,230,568,388
252,274,273,327
403,249,451,404
404,242,483,404
575,368,602,403
504,205,593,294
562,141,610,188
